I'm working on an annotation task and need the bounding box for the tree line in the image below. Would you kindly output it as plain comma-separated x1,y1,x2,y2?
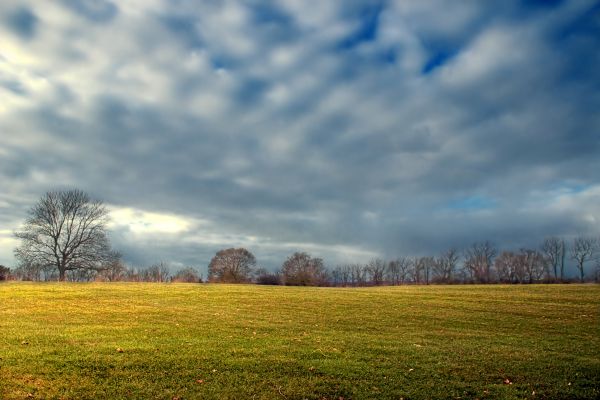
1,189,599,285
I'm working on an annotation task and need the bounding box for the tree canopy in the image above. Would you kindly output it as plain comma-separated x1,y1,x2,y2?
280,252,328,286
208,248,256,283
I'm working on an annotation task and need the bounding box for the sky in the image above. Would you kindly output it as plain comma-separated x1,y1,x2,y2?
1,0,599,273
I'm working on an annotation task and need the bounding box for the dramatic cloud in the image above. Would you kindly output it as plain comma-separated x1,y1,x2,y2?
1,0,599,272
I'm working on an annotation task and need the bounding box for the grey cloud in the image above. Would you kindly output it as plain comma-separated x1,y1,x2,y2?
1,0,599,271
0,78,28,96
59,0,118,23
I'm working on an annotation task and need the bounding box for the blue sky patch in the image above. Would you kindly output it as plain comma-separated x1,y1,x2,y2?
6,7,37,40
338,4,384,50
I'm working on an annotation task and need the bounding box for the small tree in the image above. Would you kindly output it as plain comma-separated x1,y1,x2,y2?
541,237,566,281
254,268,281,285
519,248,548,283
433,248,459,283
571,237,597,282
349,263,368,286
366,258,387,285
14,189,119,281
464,241,497,283
387,257,411,285
495,251,519,283
142,262,171,282
0,265,11,281
208,248,256,283
96,256,126,282
172,267,202,283
280,252,328,286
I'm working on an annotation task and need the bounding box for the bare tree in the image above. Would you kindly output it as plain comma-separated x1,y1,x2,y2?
387,257,411,285
12,261,42,281
330,265,352,287
409,257,422,284
208,248,256,283
349,263,368,286
464,241,497,283
433,248,459,283
571,237,597,282
97,257,127,282
172,267,202,283
0,265,10,281
541,237,566,281
143,262,171,282
367,259,387,285
495,251,519,283
421,256,436,285
14,190,119,281
280,252,328,286
519,248,548,283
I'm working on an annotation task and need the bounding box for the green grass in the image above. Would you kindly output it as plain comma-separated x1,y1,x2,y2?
0,283,598,399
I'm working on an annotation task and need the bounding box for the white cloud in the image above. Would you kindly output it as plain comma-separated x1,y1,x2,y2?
109,206,194,235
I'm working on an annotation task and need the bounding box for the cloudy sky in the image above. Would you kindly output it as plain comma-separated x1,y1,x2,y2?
1,0,599,272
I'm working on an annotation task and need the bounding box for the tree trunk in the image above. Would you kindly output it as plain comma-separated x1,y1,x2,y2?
560,243,565,281
59,268,66,282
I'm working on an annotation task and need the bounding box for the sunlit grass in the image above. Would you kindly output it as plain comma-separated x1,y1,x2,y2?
1,283,598,399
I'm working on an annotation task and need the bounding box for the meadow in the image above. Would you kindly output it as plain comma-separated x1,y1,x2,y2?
0,283,598,399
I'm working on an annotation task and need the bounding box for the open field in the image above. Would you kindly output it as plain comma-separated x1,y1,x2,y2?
0,283,598,399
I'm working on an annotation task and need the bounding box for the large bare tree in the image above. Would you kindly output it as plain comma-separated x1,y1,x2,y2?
14,190,117,281
208,248,256,283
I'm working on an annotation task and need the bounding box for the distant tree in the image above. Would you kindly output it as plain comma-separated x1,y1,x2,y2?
280,252,328,286
254,268,281,285
330,265,348,286
0,265,10,281
124,266,142,282
433,248,459,283
387,257,411,285
98,256,126,282
349,263,368,286
12,261,41,281
421,256,436,285
519,248,548,283
464,241,497,283
495,251,519,283
13,189,119,281
172,267,202,283
409,257,422,284
68,268,97,282
143,262,171,282
571,237,597,282
541,237,566,281
208,248,256,283
366,259,387,285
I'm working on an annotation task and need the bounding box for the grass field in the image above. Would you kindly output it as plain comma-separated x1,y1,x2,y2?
0,283,598,399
